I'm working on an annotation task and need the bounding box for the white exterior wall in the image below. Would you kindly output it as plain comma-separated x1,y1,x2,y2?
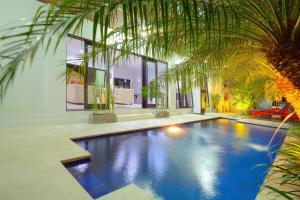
0,0,96,126
193,87,201,114
0,0,191,127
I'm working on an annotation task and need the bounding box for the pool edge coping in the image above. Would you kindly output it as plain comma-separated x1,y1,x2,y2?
69,116,221,141
61,115,291,200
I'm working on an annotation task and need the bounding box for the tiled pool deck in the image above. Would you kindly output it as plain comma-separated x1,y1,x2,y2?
0,114,290,200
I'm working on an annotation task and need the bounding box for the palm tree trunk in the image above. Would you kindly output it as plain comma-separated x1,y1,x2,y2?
275,73,300,116
267,44,300,90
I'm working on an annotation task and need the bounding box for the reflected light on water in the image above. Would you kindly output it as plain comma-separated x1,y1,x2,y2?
165,126,187,138
246,143,268,152
234,123,249,140
125,149,139,182
192,144,220,198
74,163,89,173
218,118,230,125
149,135,167,179
113,148,126,172
216,119,230,134
112,139,141,182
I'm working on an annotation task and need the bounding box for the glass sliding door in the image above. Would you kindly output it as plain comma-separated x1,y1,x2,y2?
85,67,106,108
145,59,157,108
66,35,168,111
175,69,193,108
66,36,86,111
112,51,143,109
142,58,168,108
66,35,108,110
85,45,108,109
157,62,168,109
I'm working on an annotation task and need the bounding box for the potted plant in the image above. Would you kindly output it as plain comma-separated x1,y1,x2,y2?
89,59,117,124
155,92,169,118
89,82,117,124
143,79,169,118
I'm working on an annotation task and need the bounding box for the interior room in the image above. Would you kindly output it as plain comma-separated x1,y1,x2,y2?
66,36,168,110
112,53,143,109
66,36,85,110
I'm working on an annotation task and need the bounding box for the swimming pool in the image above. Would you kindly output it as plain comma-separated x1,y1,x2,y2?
65,119,286,200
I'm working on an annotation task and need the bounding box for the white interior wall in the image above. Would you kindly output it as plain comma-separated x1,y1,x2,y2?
113,54,142,97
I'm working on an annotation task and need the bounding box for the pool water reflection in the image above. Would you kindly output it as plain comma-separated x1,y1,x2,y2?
65,119,285,200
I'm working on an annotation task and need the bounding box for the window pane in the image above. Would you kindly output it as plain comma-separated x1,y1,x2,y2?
176,79,193,108
157,62,168,108
66,37,85,111
146,61,156,106
88,46,107,70
67,37,84,65
113,52,142,108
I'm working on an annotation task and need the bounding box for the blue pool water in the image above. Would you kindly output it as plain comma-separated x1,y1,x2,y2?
65,119,286,200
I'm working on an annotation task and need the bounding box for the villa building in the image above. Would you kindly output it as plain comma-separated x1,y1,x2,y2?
0,1,299,200
0,0,202,127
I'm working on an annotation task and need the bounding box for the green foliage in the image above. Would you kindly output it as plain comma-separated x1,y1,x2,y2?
64,55,87,83
142,81,158,100
231,77,269,114
259,124,300,200
262,131,300,199
0,1,299,198
142,79,167,110
142,85,149,101
92,82,101,114
211,94,221,109
0,0,299,99
288,124,300,137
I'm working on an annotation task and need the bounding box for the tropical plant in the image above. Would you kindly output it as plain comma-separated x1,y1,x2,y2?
92,82,101,113
211,94,221,110
104,61,115,114
288,123,300,137
230,77,270,114
91,82,113,113
261,125,300,200
0,1,299,197
1,0,299,101
142,78,167,111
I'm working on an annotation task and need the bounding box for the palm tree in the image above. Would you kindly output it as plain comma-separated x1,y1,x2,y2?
0,1,299,198
0,0,299,98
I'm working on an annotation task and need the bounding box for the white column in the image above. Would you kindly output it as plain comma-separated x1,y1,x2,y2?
168,82,177,111
193,87,201,114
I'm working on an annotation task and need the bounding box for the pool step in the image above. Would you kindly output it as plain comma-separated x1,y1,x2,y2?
117,113,155,122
